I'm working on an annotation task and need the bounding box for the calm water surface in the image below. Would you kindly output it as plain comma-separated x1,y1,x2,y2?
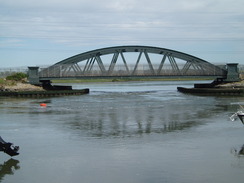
1,81,244,183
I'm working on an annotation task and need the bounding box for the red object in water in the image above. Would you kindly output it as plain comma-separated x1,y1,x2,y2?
40,103,47,107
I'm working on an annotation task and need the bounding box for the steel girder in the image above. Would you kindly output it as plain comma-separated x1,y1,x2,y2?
40,45,227,77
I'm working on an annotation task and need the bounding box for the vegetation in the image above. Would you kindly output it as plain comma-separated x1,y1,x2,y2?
0,78,16,86
0,72,28,87
6,72,28,81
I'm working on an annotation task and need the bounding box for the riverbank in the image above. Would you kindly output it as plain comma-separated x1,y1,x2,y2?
2,78,244,97
0,80,89,97
0,88,89,97
216,80,244,88
177,79,244,96
0,82,45,92
177,87,244,96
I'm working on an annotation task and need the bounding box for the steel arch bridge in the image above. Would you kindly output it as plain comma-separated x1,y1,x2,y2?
39,45,226,79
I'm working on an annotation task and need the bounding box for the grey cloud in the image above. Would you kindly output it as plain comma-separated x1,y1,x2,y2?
1,0,244,65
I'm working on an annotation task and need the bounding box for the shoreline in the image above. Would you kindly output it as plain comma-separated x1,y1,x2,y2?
177,87,244,96
177,80,244,96
0,82,89,97
1,79,244,97
0,88,89,97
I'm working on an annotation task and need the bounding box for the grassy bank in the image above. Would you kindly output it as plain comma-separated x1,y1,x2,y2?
0,78,16,86
1,73,44,92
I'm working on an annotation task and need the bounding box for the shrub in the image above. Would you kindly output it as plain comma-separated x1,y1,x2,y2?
6,72,28,81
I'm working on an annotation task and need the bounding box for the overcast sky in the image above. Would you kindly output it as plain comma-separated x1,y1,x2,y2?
0,0,244,68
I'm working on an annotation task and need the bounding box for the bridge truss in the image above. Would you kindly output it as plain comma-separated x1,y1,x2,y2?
39,46,226,78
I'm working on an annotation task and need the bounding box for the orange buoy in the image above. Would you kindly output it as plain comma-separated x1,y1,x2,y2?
40,103,47,107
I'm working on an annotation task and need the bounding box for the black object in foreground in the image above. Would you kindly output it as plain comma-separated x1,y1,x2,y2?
0,136,19,156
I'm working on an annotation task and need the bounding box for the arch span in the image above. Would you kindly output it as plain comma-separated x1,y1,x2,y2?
40,45,226,78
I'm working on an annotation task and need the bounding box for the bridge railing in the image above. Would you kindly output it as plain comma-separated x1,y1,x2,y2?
39,63,225,78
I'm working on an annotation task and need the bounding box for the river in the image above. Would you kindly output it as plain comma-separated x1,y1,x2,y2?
1,80,244,183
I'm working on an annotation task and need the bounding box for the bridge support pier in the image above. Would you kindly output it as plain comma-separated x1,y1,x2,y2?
225,63,240,82
28,67,40,85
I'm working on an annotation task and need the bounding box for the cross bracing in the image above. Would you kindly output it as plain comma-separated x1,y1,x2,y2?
39,46,227,78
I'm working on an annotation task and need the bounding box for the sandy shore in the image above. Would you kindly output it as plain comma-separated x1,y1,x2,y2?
1,82,45,92
216,80,244,88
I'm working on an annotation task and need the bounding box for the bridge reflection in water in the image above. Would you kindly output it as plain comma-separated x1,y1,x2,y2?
63,103,222,138
41,90,227,138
